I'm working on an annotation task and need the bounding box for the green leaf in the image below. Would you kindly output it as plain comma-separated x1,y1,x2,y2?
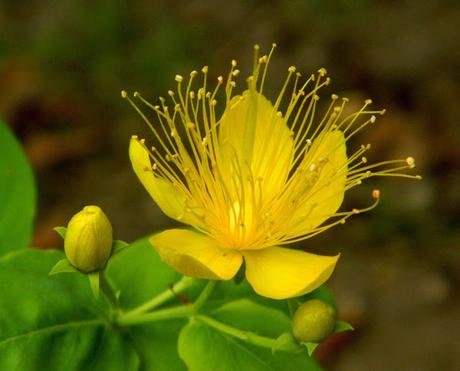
0,249,139,370
178,320,321,371
272,332,304,354
179,299,320,370
334,320,354,333
106,238,190,370
211,299,291,338
0,121,36,255
53,226,67,239
107,237,183,309
48,258,78,275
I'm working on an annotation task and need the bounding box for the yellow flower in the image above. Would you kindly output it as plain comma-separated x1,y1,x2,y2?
123,44,419,299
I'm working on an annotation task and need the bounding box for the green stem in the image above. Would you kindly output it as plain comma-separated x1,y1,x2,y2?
193,280,217,313
118,304,191,326
195,315,275,349
99,272,118,310
123,276,194,318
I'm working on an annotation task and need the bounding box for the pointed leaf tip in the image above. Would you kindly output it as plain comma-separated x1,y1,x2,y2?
334,320,354,333
53,226,67,240
304,342,319,356
49,258,78,275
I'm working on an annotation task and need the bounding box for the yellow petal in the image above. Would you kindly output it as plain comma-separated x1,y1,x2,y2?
129,137,200,227
289,130,347,235
150,229,243,280
218,91,294,201
243,246,339,299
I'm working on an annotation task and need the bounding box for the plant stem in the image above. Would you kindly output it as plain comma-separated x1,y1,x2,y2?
195,315,275,349
99,271,118,310
192,280,217,313
117,304,191,326
123,276,194,318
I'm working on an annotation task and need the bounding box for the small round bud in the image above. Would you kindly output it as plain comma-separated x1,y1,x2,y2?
64,206,113,273
292,299,336,343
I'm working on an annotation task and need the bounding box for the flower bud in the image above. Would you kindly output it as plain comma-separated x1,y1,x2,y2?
292,299,336,343
64,205,113,273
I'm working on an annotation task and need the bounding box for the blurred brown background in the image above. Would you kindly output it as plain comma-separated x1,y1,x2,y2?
1,1,459,370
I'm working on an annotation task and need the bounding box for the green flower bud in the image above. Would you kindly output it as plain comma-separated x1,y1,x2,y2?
64,205,113,273
292,299,336,343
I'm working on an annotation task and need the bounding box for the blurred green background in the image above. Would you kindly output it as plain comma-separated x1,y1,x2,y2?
1,0,459,370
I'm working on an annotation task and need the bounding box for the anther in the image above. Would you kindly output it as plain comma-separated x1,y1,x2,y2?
276,111,283,117
258,55,268,64
232,69,240,76
352,208,359,214
121,90,128,98
217,76,223,83
406,156,415,168
254,44,260,51
131,135,138,140
306,139,312,146
140,138,146,144
134,92,140,97
190,70,198,77
201,66,208,73
168,90,174,97
318,67,327,76
175,74,183,82
211,99,217,106
361,156,367,163
331,94,338,100
365,99,373,105
372,189,381,199
370,115,377,123
380,109,386,115
288,66,296,73
170,129,178,137
231,59,237,67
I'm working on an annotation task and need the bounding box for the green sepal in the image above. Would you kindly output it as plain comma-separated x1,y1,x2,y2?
111,240,130,256
48,258,78,275
334,320,354,333
88,272,100,299
272,332,304,354
53,226,67,239
303,342,319,356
